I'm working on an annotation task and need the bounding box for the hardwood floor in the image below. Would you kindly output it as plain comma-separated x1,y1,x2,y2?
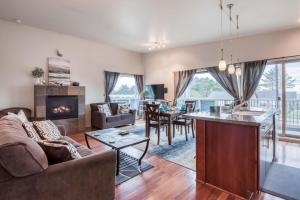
277,141,300,168
70,133,284,200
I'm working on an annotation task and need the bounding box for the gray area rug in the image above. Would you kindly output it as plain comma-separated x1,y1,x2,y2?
116,151,153,185
263,163,300,200
119,124,196,171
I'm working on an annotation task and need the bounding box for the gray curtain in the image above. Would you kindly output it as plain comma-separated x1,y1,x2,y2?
174,69,197,102
207,66,240,104
134,74,144,95
242,60,267,101
104,71,120,102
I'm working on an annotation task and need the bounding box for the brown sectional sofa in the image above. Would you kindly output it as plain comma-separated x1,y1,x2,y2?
0,115,116,200
91,103,136,129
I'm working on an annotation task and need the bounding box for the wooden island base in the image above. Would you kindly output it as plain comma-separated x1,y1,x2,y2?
196,119,260,199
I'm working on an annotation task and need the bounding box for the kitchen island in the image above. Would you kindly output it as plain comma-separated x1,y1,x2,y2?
184,109,276,199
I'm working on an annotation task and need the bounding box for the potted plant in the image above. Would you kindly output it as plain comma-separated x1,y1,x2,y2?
140,90,149,100
31,67,44,85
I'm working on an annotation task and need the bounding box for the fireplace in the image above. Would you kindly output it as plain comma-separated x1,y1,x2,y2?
35,86,85,134
46,96,78,120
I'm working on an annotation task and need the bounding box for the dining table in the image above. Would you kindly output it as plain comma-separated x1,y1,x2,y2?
159,110,184,145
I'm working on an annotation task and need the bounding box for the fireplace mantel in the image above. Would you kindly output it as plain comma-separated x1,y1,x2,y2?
34,85,85,134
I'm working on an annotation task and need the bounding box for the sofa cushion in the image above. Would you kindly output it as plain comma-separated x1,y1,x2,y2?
106,115,121,123
0,165,13,182
7,109,29,124
76,145,94,157
0,117,48,177
38,140,81,164
60,136,81,148
33,120,62,140
109,103,119,115
121,113,132,120
0,115,28,137
97,104,112,116
23,122,42,142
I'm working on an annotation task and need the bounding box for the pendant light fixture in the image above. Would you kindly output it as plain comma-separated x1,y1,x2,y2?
219,49,227,71
227,3,235,75
217,0,241,75
235,66,242,76
235,15,242,76
228,54,235,74
218,0,226,71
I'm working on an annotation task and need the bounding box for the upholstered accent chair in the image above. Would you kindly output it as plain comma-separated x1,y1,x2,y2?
90,103,136,129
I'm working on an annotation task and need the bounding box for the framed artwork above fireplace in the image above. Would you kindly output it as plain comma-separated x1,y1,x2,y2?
48,57,71,86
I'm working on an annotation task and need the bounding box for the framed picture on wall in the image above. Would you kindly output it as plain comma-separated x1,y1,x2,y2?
48,57,71,86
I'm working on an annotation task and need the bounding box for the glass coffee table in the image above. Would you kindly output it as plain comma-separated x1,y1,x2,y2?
85,128,150,175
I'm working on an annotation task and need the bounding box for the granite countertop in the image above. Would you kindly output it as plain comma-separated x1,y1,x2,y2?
183,108,276,126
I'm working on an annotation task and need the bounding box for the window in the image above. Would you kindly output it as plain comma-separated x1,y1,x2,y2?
110,75,139,109
178,72,233,111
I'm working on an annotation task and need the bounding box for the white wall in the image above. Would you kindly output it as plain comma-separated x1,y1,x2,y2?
143,28,300,101
0,19,143,126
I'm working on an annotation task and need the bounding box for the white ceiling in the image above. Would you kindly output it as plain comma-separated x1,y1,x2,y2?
0,0,300,53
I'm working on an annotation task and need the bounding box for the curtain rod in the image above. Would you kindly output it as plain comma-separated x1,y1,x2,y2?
265,54,300,63
174,54,300,73
104,70,143,76
267,54,300,60
225,54,300,66
200,54,300,71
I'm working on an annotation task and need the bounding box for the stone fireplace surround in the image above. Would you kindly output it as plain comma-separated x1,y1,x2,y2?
34,85,85,134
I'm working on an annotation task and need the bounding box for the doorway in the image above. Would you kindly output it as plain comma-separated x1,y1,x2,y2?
253,59,300,140
253,59,300,199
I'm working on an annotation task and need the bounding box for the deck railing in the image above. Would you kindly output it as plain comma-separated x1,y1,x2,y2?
178,98,300,130
110,95,140,110
110,96,300,130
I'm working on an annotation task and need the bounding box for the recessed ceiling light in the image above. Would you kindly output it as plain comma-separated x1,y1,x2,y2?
15,19,22,24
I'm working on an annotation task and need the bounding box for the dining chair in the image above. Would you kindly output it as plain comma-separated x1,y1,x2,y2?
172,101,196,141
145,104,168,145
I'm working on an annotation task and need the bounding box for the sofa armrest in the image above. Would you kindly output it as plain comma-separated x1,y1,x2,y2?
46,151,116,200
1,151,116,200
56,125,66,136
91,111,107,129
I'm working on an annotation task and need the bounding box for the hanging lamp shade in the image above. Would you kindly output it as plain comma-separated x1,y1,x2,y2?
218,60,227,71
235,67,242,76
228,64,235,74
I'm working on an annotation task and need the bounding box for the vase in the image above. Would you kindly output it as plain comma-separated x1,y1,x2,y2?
35,78,42,85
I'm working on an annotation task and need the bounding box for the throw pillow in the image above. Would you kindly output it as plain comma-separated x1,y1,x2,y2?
8,110,29,123
97,104,112,116
118,104,130,114
33,120,62,140
38,140,81,164
22,122,42,142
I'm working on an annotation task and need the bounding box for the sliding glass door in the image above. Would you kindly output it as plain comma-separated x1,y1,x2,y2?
253,59,300,138
251,63,282,135
284,60,300,137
